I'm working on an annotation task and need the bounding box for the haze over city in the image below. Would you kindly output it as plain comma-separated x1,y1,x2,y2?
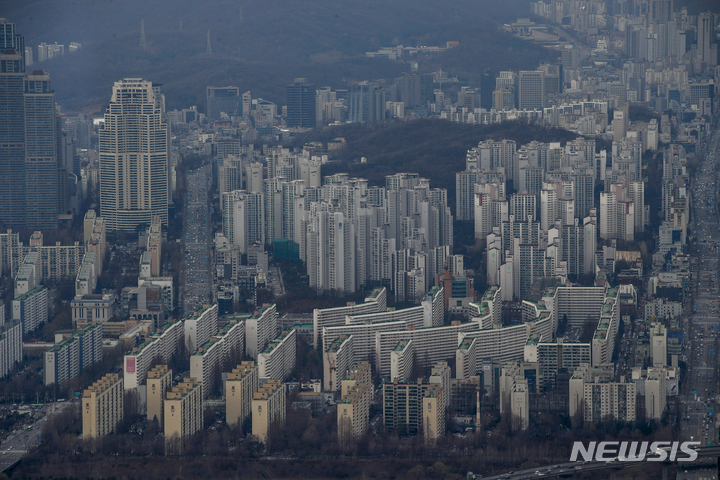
1,0,720,479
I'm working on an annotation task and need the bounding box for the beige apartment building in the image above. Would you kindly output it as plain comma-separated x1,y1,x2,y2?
147,365,172,427
337,363,372,442
226,361,259,428
251,379,286,443
164,378,203,452
82,373,124,440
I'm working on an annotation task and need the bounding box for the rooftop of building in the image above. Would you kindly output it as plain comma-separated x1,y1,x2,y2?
526,334,540,346
458,337,474,350
72,293,115,302
393,339,411,352
261,329,294,354
327,334,351,353
83,373,121,397
366,287,384,300
148,365,170,379
47,323,100,353
252,303,275,318
185,304,215,320
166,378,201,399
14,286,46,301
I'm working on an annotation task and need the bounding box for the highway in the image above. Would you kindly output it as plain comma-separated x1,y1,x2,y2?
681,118,720,452
181,163,213,314
0,401,77,472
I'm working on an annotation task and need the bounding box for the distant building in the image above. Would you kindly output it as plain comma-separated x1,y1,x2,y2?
286,79,316,129
206,86,241,121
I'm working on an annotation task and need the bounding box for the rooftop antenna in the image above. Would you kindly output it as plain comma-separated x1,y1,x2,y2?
206,30,212,55
139,19,147,50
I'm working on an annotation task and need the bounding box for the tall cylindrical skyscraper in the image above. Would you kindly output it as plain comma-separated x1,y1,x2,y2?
99,78,168,231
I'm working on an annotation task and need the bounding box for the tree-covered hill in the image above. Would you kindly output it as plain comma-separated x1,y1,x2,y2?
292,119,580,206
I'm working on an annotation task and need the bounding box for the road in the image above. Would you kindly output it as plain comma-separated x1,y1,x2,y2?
681,117,720,452
181,163,213,314
0,401,77,471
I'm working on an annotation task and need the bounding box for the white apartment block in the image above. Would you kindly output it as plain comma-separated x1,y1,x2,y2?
190,319,245,398
75,252,97,296
645,298,682,321
0,320,21,380
456,338,479,383
591,288,620,366
184,304,219,353
258,329,297,381
313,287,386,348
124,320,184,390
12,286,49,334
14,251,39,297
222,190,265,253
44,323,103,386
324,320,407,370
524,336,591,390
459,314,553,376
645,367,667,420
246,303,278,358
376,320,488,381
390,339,414,383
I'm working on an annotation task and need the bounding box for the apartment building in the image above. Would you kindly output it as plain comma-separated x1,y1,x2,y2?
312,287,387,348
124,320,183,390
147,365,172,427
226,361,259,428
258,329,297,381
323,334,354,392
184,304,219,353
82,373,124,439
190,319,245,398
246,303,278,358
44,322,103,386
252,379,286,443
164,378,204,452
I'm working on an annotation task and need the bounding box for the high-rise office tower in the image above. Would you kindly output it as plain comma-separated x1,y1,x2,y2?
286,78,316,129
697,13,715,65
0,20,61,229
99,78,169,231
649,0,673,24
206,86,240,121
518,70,545,110
24,70,59,229
0,19,27,227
